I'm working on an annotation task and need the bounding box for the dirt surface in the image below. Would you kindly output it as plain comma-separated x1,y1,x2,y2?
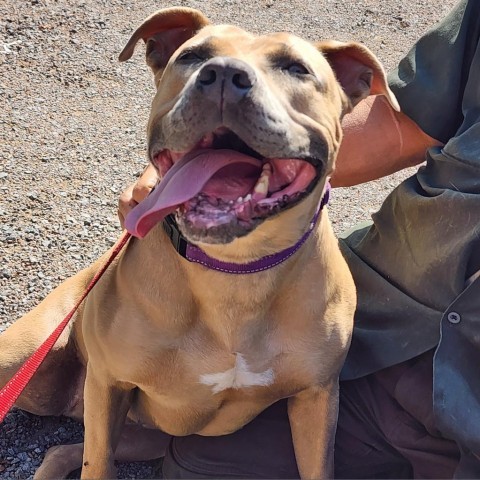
1,0,457,478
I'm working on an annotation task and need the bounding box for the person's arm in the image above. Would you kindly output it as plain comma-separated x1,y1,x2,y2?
331,95,442,187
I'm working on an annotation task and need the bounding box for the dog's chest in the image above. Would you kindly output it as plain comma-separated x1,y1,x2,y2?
184,317,303,397
142,328,314,401
129,316,328,436
198,351,275,394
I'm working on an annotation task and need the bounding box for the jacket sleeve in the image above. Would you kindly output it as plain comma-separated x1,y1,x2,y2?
388,0,480,143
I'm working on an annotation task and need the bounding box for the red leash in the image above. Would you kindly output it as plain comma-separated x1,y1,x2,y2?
0,231,131,423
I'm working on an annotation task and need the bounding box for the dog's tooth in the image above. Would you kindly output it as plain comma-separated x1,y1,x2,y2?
254,178,268,195
262,163,272,174
253,171,270,196
245,194,252,202
252,162,272,201
236,196,243,203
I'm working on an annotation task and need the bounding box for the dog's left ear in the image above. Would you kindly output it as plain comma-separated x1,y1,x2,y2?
318,40,400,112
119,7,210,75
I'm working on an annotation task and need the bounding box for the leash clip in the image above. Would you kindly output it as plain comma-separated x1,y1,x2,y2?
162,215,188,257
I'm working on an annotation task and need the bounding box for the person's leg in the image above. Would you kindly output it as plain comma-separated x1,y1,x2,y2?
335,376,413,479
374,351,460,479
454,446,480,479
162,395,407,480
162,389,411,480
338,352,459,479
337,350,460,479
162,400,299,479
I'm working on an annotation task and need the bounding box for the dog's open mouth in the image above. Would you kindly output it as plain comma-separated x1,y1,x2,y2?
125,128,322,242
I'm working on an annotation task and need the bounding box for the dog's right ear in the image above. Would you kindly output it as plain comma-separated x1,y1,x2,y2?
118,7,210,76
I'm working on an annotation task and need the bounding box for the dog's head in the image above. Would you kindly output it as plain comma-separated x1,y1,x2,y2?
120,8,398,252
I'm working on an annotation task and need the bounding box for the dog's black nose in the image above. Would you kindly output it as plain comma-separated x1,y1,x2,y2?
196,57,256,103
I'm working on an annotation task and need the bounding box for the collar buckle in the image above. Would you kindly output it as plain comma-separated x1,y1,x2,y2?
162,215,188,257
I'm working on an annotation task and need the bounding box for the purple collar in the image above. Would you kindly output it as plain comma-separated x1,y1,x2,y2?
162,184,330,274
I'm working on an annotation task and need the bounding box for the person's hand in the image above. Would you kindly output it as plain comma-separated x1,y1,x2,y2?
118,164,158,229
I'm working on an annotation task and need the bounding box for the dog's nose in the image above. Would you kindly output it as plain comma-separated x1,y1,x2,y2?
196,57,256,103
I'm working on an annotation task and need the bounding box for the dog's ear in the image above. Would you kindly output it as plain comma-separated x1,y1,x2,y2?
317,40,400,112
119,7,210,75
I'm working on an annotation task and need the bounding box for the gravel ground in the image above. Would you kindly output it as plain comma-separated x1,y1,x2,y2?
1,0,457,478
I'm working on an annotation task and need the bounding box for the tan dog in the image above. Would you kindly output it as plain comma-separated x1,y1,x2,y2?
0,7,398,479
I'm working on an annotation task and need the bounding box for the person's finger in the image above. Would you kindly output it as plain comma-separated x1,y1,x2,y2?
118,165,158,228
132,165,158,204
118,182,137,229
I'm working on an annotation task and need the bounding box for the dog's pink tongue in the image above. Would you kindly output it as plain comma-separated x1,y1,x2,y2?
125,149,261,238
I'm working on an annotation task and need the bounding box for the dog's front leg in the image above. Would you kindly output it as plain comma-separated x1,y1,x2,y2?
288,382,339,479
81,362,134,479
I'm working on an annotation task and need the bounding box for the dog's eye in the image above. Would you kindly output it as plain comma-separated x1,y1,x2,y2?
178,51,204,63
285,62,310,76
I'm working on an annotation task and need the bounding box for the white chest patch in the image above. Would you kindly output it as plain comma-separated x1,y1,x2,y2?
199,353,274,394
